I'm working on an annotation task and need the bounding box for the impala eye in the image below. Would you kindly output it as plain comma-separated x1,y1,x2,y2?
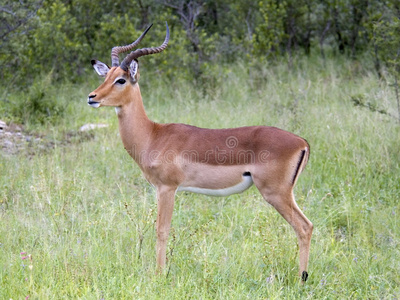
115,78,126,85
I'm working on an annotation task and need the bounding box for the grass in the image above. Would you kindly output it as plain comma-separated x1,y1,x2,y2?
1,56,400,299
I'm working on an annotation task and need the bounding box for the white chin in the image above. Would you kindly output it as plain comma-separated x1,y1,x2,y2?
88,102,101,108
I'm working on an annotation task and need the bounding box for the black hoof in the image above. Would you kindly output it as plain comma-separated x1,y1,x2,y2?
301,271,309,282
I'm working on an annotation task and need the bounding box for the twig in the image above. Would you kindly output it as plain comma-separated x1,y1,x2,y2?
395,49,400,124
394,74,400,124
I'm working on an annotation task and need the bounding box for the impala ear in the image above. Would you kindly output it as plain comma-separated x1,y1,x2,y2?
91,59,110,77
129,60,139,83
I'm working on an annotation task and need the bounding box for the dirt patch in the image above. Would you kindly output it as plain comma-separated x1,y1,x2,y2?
0,121,107,156
0,121,36,155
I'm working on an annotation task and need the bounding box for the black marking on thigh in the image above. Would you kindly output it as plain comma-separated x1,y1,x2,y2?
243,172,251,176
292,150,306,185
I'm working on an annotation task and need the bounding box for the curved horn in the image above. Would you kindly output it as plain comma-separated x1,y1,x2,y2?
111,24,153,67
120,22,169,71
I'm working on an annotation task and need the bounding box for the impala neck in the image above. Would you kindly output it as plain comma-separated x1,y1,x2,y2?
116,84,154,162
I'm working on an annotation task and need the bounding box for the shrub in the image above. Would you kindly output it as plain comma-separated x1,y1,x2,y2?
2,72,65,125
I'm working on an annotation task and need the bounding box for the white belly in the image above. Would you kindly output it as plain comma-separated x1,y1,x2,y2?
177,174,253,197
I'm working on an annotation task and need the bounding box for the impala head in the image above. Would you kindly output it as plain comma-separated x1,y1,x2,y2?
88,23,169,108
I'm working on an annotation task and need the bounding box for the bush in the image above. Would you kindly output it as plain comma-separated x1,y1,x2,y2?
2,72,65,125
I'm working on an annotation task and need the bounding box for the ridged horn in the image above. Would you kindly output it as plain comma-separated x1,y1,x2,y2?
110,24,153,67
120,22,169,71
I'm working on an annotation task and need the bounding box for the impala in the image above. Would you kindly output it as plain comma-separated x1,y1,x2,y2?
88,23,313,282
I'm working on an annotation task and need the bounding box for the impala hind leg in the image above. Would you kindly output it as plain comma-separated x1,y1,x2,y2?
155,187,176,273
258,187,313,281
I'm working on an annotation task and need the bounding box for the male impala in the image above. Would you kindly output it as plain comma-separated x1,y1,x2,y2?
88,23,313,282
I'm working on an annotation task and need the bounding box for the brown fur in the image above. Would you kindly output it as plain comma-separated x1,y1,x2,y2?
88,65,313,281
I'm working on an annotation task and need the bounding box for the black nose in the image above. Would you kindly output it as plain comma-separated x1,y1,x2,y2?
89,94,96,99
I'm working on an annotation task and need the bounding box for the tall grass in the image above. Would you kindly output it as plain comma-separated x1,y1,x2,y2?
1,56,399,299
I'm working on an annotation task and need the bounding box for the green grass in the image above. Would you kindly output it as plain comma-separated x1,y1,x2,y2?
1,56,400,299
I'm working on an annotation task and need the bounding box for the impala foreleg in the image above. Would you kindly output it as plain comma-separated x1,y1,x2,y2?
155,187,176,273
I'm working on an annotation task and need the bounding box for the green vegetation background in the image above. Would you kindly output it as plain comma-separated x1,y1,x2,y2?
1,0,400,298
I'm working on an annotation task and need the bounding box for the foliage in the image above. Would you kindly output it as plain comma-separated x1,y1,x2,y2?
372,6,400,122
0,0,399,86
372,3,400,73
253,0,288,59
0,0,42,82
1,72,64,125
1,0,400,125
28,1,88,80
